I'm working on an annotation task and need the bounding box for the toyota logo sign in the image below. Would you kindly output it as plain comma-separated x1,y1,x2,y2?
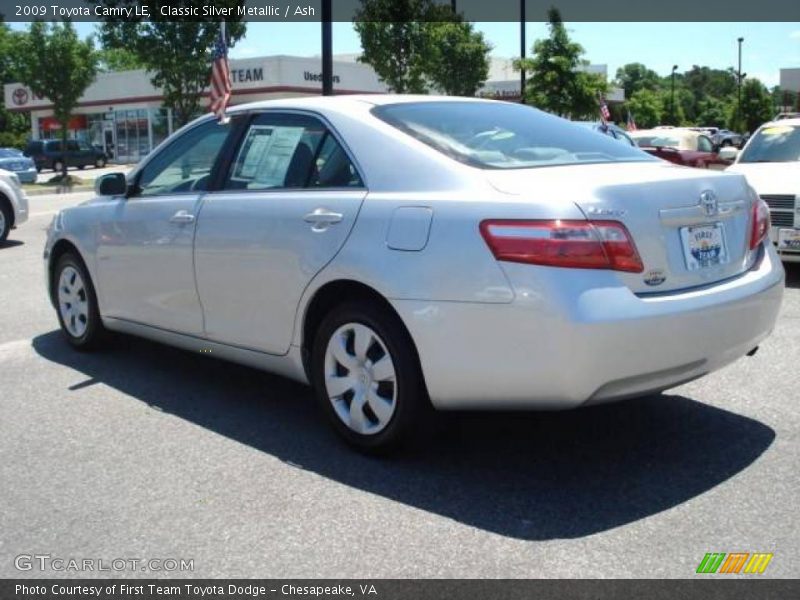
11,88,28,106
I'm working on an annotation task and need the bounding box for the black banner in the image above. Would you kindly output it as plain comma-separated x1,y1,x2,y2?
1,0,800,22
2,580,800,600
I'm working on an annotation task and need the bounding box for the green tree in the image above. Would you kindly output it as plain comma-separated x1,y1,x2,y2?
97,47,144,72
627,89,663,129
514,8,607,118
614,63,660,99
424,20,491,96
730,78,774,134
0,23,31,148
94,1,246,126
354,0,453,94
15,21,97,177
696,97,732,128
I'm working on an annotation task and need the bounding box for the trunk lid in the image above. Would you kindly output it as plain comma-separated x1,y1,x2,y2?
487,162,756,294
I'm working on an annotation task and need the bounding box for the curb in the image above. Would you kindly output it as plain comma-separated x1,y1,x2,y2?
24,185,94,197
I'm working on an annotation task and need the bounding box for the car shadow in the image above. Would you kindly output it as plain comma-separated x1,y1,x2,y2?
32,330,775,541
0,240,24,249
783,262,800,289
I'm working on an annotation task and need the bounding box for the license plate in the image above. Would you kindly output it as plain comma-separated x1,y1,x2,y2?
778,228,800,250
680,223,729,270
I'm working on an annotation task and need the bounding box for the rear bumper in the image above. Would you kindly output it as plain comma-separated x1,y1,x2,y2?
15,169,37,184
393,245,784,410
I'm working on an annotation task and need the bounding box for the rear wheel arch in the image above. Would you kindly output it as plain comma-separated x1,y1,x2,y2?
301,280,424,386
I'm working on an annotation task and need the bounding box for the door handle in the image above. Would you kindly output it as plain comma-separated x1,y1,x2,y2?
304,208,343,231
169,210,195,224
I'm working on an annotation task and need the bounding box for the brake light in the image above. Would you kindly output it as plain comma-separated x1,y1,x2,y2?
749,199,771,250
479,219,644,273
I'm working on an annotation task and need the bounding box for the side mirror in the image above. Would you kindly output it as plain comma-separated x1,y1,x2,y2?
95,172,127,196
718,147,740,161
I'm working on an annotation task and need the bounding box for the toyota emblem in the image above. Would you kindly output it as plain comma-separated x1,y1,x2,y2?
700,190,718,217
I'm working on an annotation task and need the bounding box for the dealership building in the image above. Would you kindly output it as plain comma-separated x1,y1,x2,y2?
3,55,386,163
4,53,620,163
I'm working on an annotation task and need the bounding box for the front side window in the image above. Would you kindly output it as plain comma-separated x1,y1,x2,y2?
373,101,654,170
136,118,232,196
739,125,800,163
225,113,362,190
697,136,714,153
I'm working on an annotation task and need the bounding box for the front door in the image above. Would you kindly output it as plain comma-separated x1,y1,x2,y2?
194,112,367,354
96,118,234,335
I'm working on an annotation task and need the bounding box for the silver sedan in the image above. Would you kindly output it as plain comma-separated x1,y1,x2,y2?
44,96,784,452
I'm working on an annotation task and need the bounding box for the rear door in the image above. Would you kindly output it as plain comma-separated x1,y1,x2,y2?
194,111,367,355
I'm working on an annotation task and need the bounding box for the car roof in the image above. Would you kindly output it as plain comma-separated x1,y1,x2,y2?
226,94,505,116
758,118,800,128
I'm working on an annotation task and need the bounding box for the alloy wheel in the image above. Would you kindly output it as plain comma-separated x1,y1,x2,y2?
324,322,397,435
57,266,89,338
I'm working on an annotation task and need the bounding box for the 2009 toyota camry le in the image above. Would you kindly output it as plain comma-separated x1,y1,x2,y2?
44,96,784,451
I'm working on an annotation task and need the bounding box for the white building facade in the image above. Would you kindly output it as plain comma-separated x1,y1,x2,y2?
4,55,386,163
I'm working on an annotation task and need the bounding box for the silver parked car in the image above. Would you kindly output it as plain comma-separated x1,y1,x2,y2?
0,168,29,242
44,96,784,451
0,148,37,184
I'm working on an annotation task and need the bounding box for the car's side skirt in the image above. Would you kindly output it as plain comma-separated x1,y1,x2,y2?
102,317,309,385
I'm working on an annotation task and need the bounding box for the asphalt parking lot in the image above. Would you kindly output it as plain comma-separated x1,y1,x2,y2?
1,191,798,578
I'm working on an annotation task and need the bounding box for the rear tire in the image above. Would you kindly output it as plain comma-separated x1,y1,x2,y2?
95,158,107,168
53,160,64,173
53,253,107,351
311,301,428,453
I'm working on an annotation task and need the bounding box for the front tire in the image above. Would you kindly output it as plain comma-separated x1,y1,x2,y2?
53,160,64,173
0,201,11,242
53,253,106,350
311,301,428,453
95,157,107,168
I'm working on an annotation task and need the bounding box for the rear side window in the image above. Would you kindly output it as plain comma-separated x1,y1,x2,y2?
373,101,653,170
225,112,363,190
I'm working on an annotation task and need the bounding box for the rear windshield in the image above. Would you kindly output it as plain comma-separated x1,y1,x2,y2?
739,125,800,163
372,101,654,170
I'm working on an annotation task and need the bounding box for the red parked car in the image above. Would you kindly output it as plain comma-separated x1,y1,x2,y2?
629,129,731,170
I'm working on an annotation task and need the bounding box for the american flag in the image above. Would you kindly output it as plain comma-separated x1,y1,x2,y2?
599,96,611,123
209,28,231,121
626,109,637,131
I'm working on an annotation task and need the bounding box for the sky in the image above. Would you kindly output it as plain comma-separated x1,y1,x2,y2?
12,21,800,87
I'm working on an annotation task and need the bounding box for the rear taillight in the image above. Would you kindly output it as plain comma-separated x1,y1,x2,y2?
479,219,644,273
749,199,771,250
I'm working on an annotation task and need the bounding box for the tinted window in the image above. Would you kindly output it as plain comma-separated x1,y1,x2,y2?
136,118,232,197
373,102,653,169
225,113,362,190
739,125,800,163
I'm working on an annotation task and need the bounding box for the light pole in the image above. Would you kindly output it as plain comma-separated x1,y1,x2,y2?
737,37,744,130
520,0,526,104
670,65,678,124
321,0,333,96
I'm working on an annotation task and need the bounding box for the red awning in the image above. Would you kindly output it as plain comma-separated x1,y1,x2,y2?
39,115,88,131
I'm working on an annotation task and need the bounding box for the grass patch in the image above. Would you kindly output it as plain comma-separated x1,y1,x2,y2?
23,174,90,192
